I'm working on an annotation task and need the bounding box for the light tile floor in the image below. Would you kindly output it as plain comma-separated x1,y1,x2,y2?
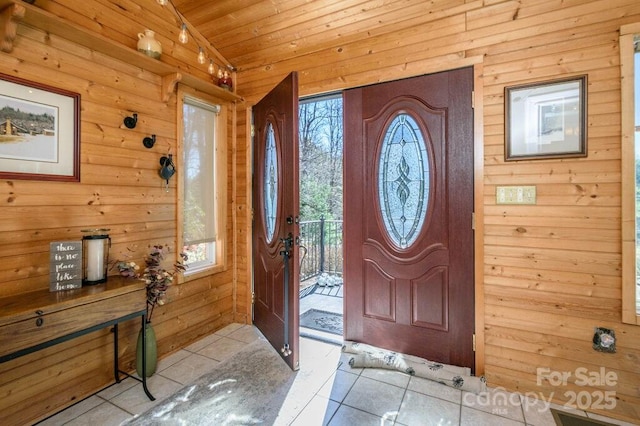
37,323,636,426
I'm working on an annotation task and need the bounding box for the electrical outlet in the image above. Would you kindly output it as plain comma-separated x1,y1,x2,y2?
496,186,536,205
593,327,616,353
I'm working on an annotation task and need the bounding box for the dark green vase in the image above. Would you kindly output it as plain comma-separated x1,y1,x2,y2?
136,322,157,377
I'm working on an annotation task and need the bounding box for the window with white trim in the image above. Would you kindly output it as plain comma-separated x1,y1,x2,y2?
180,94,226,274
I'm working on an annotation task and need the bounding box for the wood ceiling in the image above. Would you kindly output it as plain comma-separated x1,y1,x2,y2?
171,0,464,73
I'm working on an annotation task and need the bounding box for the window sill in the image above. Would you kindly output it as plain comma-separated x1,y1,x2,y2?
181,263,227,283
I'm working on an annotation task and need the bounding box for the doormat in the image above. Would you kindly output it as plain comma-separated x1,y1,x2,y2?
551,408,616,426
300,309,343,336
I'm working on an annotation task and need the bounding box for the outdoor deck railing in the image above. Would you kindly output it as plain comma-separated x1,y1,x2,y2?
299,217,343,282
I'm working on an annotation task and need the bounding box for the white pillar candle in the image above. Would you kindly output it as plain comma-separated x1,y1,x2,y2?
86,238,105,281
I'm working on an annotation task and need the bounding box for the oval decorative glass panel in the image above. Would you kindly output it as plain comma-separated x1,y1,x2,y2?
263,122,278,243
378,113,430,249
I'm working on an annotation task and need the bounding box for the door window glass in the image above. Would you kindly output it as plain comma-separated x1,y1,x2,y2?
378,113,429,249
264,122,278,242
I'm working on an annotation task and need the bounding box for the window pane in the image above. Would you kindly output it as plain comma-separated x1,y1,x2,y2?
378,113,429,249
183,242,214,269
183,97,218,268
264,122,278,243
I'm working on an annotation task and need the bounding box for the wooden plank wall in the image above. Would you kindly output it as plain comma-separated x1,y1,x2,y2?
0,0,639,424
0,0,241,424
235,0,640,423
233,107,253,323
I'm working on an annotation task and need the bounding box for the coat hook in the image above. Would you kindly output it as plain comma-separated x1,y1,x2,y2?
143,134,156,149
123,113,138,129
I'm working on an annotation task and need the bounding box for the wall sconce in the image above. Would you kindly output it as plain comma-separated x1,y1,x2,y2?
81,228,111,286
123,113,138,129
143,134,156,149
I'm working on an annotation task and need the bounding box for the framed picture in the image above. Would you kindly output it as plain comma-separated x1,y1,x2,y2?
0,73,80,181
505,75,587,161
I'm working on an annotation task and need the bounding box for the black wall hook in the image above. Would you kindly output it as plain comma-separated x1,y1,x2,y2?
159,155,175,180
123,113,138,129
143,134,156,149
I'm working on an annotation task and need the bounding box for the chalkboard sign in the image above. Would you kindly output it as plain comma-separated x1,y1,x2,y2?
50,241,82,291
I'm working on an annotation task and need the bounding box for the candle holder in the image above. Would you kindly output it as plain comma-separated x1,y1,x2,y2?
82,229,111,286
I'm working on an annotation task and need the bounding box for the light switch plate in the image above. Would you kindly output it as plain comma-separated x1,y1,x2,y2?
496,185,536,205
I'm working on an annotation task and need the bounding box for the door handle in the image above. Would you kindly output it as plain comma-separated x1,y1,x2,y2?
279,232,293,358
280,233,293,257
286,216,299,225
280,234,293,246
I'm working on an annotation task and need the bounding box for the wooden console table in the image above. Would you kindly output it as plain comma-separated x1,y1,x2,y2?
0,276,155,400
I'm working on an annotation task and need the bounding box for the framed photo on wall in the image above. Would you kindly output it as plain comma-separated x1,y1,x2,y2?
0,73,80,181
505,75,587,161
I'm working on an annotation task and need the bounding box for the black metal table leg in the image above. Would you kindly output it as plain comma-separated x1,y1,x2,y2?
113,323,120,383
2,307,155,401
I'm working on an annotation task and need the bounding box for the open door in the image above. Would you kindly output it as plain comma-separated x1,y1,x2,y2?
252,72,300,370
343,68,475,370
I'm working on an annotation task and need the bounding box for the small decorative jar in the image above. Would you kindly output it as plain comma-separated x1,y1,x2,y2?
217,70,233,91
137,29,162,59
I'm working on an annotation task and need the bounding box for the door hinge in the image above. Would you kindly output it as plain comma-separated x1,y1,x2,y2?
251,124,255,137
473,334,476,352
251,208,254,222
251,292,255,305
471,91,475,109
471,212,475,230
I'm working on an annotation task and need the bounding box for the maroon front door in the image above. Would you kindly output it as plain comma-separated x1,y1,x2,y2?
343,67,475,369
252,72,300,370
